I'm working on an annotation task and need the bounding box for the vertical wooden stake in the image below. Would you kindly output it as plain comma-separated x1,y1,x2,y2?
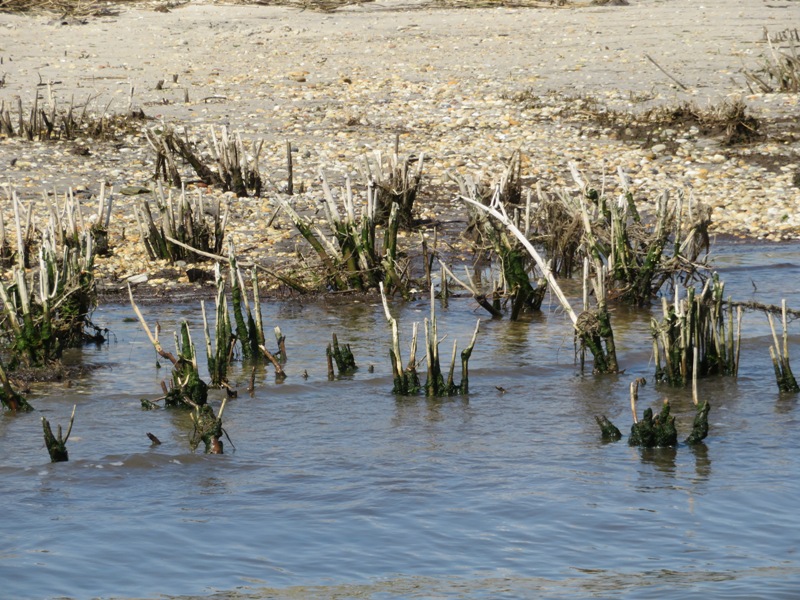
326,345,335,380
286,140,293,196
524,188,532,236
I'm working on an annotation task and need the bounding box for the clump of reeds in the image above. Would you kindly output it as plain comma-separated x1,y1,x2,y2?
569,164,711,307
380,283,421,395
503,89,605,119
452,150,523,212
0,191,100,369
133,184,229,263
596,374,710,446
380,283,479,397
360,140,425,228
586,98,760,146
528,182,583,278
451,151,547,320
44,184,113,257
431,0,566,8
227,243,266,361
461,192,620,374
220,241,286,380
766,300,800,393
709,99,762,145
651,274,742,387
0,91,146,141
146,126,263,197
764,28,800,43
627,379,678,448
594,378,678,448
129,286,233,451
561,92,760,146
576,258,619,374
745,28,800,94
165,321,209,408
0,0,133,15
279,171,407,296
201,263,234,388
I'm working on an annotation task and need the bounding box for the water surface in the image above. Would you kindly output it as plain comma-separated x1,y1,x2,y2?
1,240,800,599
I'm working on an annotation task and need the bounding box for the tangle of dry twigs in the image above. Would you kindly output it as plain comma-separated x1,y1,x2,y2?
0,0,135,16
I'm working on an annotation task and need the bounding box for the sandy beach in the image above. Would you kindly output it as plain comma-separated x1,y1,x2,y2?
1,0,799,292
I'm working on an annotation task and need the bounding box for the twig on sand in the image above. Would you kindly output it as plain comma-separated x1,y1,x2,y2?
645,53,689,91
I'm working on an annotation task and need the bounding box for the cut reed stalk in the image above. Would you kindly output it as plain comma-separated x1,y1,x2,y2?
767,299,800,393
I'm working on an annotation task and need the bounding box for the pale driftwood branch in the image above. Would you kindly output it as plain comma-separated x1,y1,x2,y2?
128,283,179,365
728,299,800,319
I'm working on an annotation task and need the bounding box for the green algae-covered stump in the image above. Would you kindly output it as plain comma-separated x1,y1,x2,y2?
685,401,710,445
595,415,622,441
629,402,678,448
190,403,224,454
42,405,76,463
327,332,357,379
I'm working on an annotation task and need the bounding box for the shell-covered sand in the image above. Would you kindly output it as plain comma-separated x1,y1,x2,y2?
1,0,799,294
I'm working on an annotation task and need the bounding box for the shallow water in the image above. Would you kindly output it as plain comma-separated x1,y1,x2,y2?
2,240,800,600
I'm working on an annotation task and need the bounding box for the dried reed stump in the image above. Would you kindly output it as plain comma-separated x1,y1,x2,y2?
327,333,357,379
42,405,76,462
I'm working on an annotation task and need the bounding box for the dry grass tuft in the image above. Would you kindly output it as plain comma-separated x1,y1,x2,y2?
744,28,800,94
592,99,760,147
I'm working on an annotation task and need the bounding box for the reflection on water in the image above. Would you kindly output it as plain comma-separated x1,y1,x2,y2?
689,443,712,482
640,445,679,475
1,241,800,599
